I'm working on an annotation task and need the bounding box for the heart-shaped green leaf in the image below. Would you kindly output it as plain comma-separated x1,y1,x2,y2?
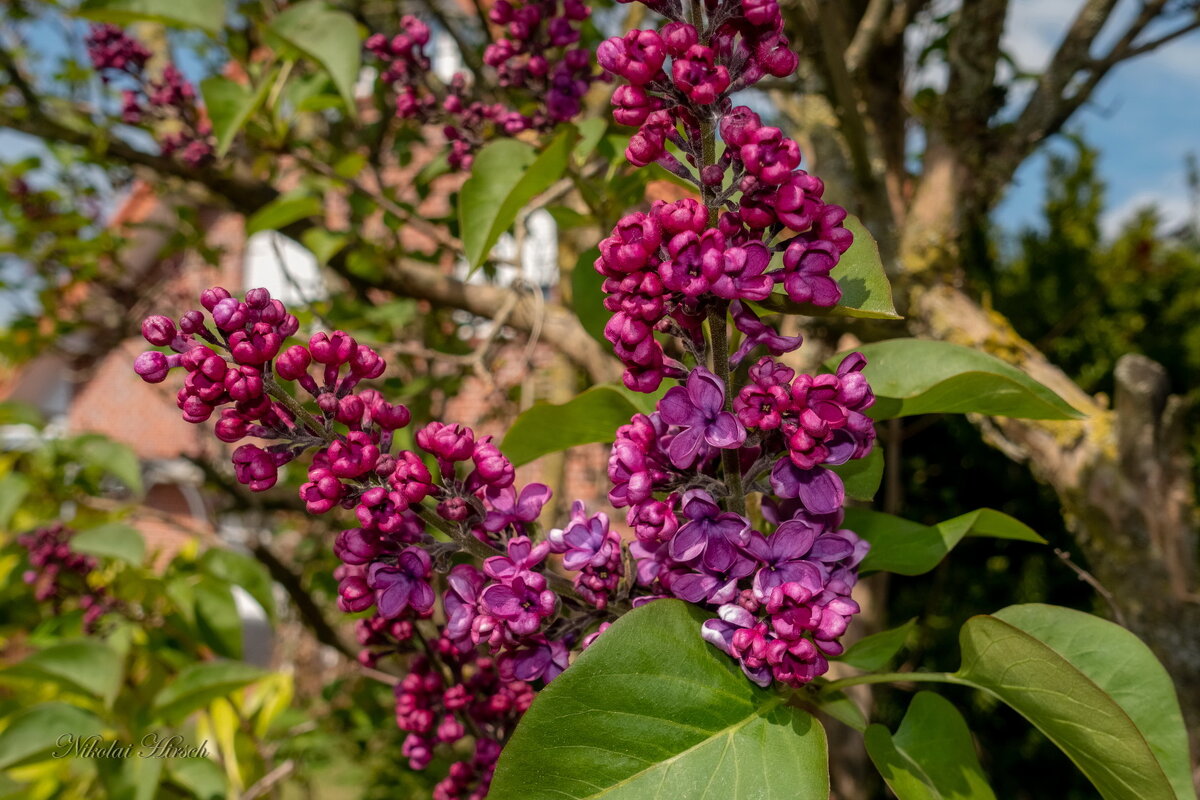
758,214,900,320
828,339,1082,420
2,640,124,707
201,72,276,157
78,0,225,33
846,507,1045,576
865,692,996,800
268,1,362,116
71,522,146,566
490,600,829,799
460,130,574,272
837,618,916,671
502,386,639,467
0,703,105,770
955,605,1194,800
153,662,267,724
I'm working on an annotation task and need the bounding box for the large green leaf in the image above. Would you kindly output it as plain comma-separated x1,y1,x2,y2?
76,435,143,493
837,618,915,671
193,576,243,659
0,473,30,529
153,662,267,723
459,130,574,272
78,0,225,33
865,692,996,800
956,605,1194,800
758,214,900,320
71,522,146,566
830,339,1082,420
847,507,1045,576
830,445,883,501
571,246,607,346
169,756,226,800
268,1,362,115
490,600,829,799
246,192,323,236
0,702,105,770
199,549,276,621
2,640,124,707
501,386,639,467
200,72,276,157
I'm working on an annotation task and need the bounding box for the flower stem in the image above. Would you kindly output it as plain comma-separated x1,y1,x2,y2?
819,671,967,694
708,302,746,516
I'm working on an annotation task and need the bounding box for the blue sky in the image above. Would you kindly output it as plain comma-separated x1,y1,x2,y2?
992,0,1200,233
3,0,1198,237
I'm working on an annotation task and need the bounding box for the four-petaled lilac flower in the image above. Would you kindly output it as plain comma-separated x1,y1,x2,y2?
484,483,552,532
483,535,551,587
770,459,845,516
443,564,485,651
742,520,825,600
668,491,752,571
479,576,558,636
368,547,435,618
549,502,617,570
702,604,772,687
659,368,746,468
500,635,570,683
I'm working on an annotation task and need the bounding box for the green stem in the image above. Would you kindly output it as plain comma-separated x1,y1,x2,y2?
263,373,332,443
819,671,968,694
708,303,746,516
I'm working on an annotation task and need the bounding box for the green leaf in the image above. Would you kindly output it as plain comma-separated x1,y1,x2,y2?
268,1,362,115
153,662,267,724
502,386,639,467
71,522,146,566
194,576,243,659
955,605,1194,800
199,549,276,621
0,702,105,770
838,618,916,671
815,690,867,733
2,640,124,707
301,228,349,265
830,445,883,501
77,0,225,33
169,757,227,800
200,72,276,157
865,692,996,800
758,214,900,320
830,339,1083,420
847,507,1045,576
459,130,574,272
76,436,143,493
490,600,829,799
246,192,323,236
571,246,607,346
0,474,30,529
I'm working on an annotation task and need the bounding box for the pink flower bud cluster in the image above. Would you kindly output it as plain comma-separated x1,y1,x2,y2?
86,25,215,168
366,4,594,170
18,523,114,631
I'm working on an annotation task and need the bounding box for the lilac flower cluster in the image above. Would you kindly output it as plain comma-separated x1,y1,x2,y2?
86,24,215,168
594,4,854,391
135,286,623,799
18,524,113,631
366,4,593,170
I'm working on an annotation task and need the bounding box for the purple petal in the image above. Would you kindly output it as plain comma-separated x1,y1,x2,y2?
704,412,746,450
687,369,726,416
795,467,844,516
480,583,521,617
823,431,857,466
376,578,412,618
668,425,706,469
771,521,817,559
809,534,854,562
409,580,435,615
701,619,738,654
670,571,718,602
669,520,707,562
516,483,552,520
659,386,699,426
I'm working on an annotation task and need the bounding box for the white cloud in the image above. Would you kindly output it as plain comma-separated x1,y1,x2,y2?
1103,189,1194,233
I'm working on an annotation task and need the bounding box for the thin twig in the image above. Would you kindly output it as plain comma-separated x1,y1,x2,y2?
242,759,296,800
1054,548,1129,627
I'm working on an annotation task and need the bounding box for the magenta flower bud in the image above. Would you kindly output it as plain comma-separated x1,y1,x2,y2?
741,126,801,185
371,401,412,431
178,310,205,334
141,315,176,346
672,45,730,104
214,409,250,443
702,165,725,186
200,286,231,311
350,345,386,378
259,299,285,325
597,30,666,85
743,0,781,27
653,198,707,234
661,22,699,56
178,393,214,423
244,287,271,309
134,350,171,383
598,212,663,275
212,298,248,331
232,444,279,491
417,421,476,462
720,106,762,147
338,572,375,613
470,438,515,489
756,32,800,78
224,366,264,402
489,0,514,23
437,496,472,522
611,85,657,127
626,124,667,168
278,314,300,337
275,345,312,381
336,395,366,426
309,331,357,365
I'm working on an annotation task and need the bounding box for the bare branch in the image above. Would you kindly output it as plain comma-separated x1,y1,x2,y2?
845,0,892,74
